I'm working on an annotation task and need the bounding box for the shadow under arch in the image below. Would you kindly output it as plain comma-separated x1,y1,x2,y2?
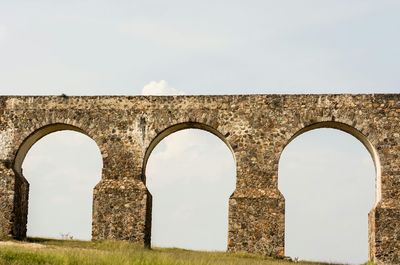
141,121,237,249
12,123,104,239
279,121,381,203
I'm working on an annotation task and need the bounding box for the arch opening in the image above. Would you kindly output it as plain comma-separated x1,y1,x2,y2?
13,124,103,240
278,122,378,264
284,121,381,202
143,123,236,251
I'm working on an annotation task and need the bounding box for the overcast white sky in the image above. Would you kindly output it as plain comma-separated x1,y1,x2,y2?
1,1,399,264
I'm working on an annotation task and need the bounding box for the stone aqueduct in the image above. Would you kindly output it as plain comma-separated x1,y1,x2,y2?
0,94,399,264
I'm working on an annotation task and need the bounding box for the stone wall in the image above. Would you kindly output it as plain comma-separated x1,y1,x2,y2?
0,94,399,264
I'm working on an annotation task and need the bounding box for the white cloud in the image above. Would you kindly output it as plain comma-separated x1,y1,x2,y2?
141,80,185,95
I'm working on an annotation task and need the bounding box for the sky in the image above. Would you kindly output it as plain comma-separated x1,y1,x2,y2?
146,129,236,250
1,1,399,264
279,129,375,263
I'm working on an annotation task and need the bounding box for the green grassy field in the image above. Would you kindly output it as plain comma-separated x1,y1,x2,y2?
0,238,365,265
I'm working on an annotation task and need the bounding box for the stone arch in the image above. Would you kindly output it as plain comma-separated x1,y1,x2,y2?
277,120,381,261
142,121,237,248
278,120,381,203
11,122,104,239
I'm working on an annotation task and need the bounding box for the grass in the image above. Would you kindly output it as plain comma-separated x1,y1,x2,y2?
0,238,355,265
